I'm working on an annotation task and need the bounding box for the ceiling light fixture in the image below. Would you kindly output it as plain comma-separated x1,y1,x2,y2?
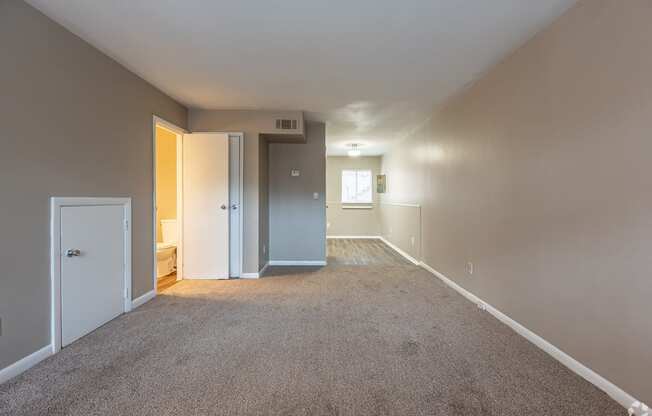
347,143,361,157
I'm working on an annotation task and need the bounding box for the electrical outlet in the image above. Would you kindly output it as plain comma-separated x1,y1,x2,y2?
466,261,474,276
327,222,331,229
410,236,415,247
263,245,266,254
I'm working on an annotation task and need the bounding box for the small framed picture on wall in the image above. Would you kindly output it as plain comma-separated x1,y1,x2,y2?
377,174,386,193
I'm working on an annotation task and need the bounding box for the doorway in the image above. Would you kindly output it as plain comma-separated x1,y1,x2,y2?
154,120,183,292
152,117,243,294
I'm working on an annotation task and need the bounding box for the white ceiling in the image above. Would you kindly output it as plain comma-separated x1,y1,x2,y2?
27,0,576,156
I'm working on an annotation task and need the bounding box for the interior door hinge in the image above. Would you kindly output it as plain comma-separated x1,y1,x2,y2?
124,219,129,231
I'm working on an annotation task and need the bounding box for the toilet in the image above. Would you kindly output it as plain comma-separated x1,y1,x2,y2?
156,219,177,278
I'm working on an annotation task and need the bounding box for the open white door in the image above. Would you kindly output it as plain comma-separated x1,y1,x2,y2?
182,133,230,279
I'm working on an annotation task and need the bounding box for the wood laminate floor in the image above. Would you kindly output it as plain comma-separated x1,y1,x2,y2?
326,238,412,266
157,273,178,292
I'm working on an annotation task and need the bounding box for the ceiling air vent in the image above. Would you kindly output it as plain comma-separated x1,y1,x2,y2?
275,119,298,130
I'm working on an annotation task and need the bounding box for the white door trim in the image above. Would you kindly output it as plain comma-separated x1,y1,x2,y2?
154,115,187,136
50,197,132,353
153,121,245,283
152,116,187,295
230,133,244,278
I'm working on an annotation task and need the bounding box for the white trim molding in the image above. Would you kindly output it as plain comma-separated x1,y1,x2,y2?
152,115,186,296
379,237,420,265
268,260,327,266
131,290,156,309
419,261,640,411
240,273,259,279
241,262,269,279
327,235,382,240
0,345,53,385
153,115,188,135
380,201,421,208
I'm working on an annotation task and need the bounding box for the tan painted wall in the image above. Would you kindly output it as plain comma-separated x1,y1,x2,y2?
155,127,177,242
269,122,326,262
0,0,187,369
326,156,381,237
379,204,420,260
380,0,652,403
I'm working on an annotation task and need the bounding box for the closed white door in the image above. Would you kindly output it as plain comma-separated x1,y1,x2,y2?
61,205,126,346
183,133,230,279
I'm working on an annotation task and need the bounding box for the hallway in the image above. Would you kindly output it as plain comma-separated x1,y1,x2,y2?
0,243,621,415
326,238,412,266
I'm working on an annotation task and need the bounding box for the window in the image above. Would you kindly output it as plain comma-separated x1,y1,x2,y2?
341,170,372,203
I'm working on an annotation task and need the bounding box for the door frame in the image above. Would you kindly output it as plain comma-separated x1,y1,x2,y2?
152,116,187,294
50,197,132,353
229,133,245,278
152,117,245,288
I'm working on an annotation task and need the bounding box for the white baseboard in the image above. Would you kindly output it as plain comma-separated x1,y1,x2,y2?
379,237,420,265
131,290,156,309
0,344,52,385
419,261,638,411
240,273,259,279
268,260,327,266
327,235,382,239
241,262,269,279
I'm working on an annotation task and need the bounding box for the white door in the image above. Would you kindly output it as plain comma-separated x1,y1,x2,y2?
183,133,230,279
61,205,126,346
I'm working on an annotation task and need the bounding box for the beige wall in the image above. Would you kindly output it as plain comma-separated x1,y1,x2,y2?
379,204,421,260
0,0,187,369
380,0,652,403
155,127,177,242
326,156,382,237
269,122,327,262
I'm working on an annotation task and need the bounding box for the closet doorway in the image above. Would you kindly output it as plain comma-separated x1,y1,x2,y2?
152,116,243,294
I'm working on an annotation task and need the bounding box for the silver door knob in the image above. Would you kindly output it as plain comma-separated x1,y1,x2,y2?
65,249,81,257
220,204,227,210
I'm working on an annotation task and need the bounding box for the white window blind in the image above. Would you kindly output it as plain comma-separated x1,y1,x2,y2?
341,170,372,203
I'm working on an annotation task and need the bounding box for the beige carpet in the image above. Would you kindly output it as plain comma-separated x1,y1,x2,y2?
0,262,623,415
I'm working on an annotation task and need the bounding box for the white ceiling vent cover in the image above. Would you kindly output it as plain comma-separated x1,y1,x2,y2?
275,119,298,130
